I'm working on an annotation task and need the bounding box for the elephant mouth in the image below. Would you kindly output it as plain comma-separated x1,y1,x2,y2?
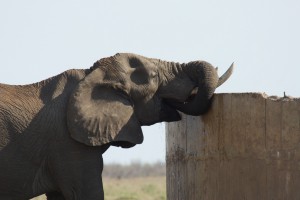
164,86,198,107
160,86,199,122
160,100,182,122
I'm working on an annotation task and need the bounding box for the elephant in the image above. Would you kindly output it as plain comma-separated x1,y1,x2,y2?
0,53,233,199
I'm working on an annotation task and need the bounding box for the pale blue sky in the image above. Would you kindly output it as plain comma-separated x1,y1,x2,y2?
0,0,299,164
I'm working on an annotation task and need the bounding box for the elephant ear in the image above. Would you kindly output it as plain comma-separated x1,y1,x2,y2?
67,68,143,148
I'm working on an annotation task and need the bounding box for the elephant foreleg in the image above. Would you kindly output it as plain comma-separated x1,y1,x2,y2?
46,192,65,200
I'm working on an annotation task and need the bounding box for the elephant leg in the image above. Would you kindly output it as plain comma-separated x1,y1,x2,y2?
49,145,105,200
46,191,65,200
59,173,104,200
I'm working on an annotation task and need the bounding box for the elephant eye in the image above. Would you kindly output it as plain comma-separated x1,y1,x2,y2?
150,71,158,78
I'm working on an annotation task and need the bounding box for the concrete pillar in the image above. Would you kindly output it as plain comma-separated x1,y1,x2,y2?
166,93,300,200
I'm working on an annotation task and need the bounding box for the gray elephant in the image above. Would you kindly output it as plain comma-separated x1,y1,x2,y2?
0,53,233,199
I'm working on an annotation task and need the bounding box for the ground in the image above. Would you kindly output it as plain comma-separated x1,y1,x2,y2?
31,176,166,200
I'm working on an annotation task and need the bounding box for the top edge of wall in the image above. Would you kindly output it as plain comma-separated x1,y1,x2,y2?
215,92,299,101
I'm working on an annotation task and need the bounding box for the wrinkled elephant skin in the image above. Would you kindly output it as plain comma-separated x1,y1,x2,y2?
0,53,233,199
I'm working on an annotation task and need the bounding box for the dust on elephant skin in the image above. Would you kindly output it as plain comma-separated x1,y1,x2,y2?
0,53,233,199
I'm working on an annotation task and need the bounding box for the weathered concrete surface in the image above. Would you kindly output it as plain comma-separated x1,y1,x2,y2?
166,93,300,200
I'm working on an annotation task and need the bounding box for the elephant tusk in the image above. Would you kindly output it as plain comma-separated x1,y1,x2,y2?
217,62,234,87
184,87,198,103
190,87,198,96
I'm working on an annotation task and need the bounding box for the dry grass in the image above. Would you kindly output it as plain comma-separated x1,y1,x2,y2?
104,176,166,200
31,176,166,200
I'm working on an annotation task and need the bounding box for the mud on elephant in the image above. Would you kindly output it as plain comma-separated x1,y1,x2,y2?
0,53,233,199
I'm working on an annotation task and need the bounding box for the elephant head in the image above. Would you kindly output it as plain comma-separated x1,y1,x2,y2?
67,53,233,148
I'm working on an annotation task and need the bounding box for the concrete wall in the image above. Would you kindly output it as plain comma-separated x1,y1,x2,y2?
166,93,300,200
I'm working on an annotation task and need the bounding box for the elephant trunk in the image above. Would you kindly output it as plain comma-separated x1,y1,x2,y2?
167,61,234,116
173,61,218,115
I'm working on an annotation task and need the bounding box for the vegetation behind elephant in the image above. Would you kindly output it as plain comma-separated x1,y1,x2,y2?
0,53,233,199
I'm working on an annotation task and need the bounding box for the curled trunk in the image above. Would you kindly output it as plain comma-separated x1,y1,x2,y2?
169,61,219,115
